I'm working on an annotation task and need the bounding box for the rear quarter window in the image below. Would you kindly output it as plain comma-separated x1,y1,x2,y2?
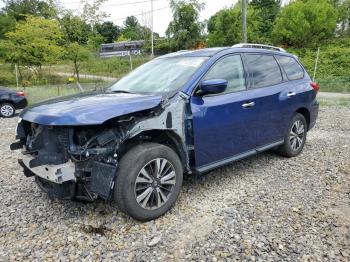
245,54,283,88
276,55,304,80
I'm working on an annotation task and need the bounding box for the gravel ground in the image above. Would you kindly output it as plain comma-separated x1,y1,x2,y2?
0,107,349,261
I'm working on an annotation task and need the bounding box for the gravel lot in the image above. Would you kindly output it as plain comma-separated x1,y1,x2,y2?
0,106,349,261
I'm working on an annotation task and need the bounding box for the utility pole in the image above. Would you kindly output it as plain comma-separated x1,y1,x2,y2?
313,47,320,81
151,0,154,57
15,64,19,89
242,0,247,43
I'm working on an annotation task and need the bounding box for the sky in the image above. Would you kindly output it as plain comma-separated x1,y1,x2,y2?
0,0,239,36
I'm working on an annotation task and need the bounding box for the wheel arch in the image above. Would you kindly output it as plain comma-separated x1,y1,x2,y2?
119,129,188,171
296,107,310,129
0,99,14,106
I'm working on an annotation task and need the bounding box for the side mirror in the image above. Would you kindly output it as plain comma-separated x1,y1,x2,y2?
198,79,228,95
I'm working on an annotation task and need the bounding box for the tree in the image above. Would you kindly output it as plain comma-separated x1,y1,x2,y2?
207,0,280,46
80,0,108,27
124,15,139,28
96,21,121,43
166,0,204,50
207,7,241,47
64,43,90,81
0,13,16,39
2,0,56,21
272,0,337,47
1,16,63,74
60,12,91,45
58,12,93,80
249,0,281,42
122,16,142,40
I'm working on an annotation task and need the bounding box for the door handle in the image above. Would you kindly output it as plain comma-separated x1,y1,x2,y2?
242,101,255,108
287,92,296,97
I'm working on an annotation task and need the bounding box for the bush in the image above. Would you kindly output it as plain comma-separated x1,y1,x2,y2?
143,40,172,55
287,37,350,92
0,69,15,85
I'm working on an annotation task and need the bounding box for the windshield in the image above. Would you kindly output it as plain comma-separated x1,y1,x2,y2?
108,56,208,95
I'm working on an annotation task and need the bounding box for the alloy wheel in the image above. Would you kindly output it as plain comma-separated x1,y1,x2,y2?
0,104,14,117
134,158,176,210
289,120,305,151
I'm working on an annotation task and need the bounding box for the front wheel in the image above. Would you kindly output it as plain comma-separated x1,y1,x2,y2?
277,113,307,157
114,143,183,221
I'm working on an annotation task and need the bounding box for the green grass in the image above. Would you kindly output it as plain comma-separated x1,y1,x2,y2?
318,97,350,107
51,56,151,78
317,77,350,93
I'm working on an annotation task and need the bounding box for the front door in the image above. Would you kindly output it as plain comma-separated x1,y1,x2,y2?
190,55,258,170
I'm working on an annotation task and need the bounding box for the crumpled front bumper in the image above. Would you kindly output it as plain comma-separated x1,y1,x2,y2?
18,154,76,184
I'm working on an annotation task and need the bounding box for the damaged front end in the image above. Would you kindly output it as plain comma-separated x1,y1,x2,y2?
12,119,133,201
11,93,192,202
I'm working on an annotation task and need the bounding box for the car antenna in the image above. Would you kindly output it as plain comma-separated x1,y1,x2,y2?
312,47,320,82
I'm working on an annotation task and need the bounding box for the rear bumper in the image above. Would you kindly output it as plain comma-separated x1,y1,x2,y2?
309,101,319,130
19,154,76,184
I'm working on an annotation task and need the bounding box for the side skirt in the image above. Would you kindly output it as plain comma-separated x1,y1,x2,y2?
195,140,284,173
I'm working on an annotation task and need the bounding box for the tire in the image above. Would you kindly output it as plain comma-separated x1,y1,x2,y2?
114,143,183,221
35,176,51,193
0,103,15,118
277,113,307,158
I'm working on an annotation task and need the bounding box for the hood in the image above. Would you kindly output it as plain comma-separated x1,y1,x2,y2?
20,92,162,126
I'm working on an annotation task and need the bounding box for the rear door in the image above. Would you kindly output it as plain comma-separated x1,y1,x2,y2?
244,53,291,147
275,54,314,112
191,55,258,170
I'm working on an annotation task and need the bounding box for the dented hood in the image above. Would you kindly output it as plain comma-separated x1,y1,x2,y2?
20,92,162,126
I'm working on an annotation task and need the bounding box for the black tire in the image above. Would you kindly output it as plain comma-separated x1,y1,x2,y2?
35,176,50,193
114,143,183,221
277,113,307,157
0,102,15,118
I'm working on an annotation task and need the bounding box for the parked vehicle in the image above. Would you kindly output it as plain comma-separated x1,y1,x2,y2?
0,87,28,118
11,45,319,221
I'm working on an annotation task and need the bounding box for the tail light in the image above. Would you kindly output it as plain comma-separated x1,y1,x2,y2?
310,82,320,92
16,91,26,97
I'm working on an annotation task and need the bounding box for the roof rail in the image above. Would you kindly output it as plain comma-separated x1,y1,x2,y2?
232,43,286,52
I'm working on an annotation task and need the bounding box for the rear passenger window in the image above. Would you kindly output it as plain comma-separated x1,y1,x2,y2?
204,55,246,93
276,55,304,80
246,54,282,88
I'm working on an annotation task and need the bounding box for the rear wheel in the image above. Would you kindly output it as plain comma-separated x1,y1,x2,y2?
277,113,307,157
0,103,15,118
114,143,183,221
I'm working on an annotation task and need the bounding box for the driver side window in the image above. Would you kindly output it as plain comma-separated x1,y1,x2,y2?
204,55,246,93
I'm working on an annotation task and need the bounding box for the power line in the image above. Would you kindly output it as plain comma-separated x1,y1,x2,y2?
112,6,168,22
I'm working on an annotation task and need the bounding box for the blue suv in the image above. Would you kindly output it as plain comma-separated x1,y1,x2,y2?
11,45,319,221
